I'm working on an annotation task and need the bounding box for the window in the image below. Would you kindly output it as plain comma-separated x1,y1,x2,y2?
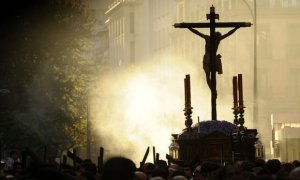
130,12,134,34
130,41,135,64
231,0,237,9
270,0,277,7
274,143,281,158
223,0,230,11
177,2,184,22
289,69,300,98
287,24,300,59
257,0,271,8
108,24,111,38
282,0,294,7
257,68,269,97
196,5,201,20
257,24,271,59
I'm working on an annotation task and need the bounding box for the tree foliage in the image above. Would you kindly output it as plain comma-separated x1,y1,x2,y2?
0,0,104,158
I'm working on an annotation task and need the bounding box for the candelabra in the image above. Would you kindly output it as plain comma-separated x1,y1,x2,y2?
238,105,245,130
184,107,193,132
233,106,239,126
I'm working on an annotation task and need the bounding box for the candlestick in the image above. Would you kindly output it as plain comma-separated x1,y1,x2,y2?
233,76,238,108
238,74,243,107
238,106,245,130
233,107,239,126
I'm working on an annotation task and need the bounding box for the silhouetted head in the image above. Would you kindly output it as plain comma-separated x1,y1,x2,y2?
254,159,266,169
218,163,241,180
151,167,169,180
141,162,155,176
215,32,222,38
282,162,294,173
102,156,136,180
266,159,282,175
292,160,300,167
10,150,19,161
290,167,300,179
135,171,147,180
183,163,194,179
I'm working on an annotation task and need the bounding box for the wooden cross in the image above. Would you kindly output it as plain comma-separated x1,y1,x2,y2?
174,6,251,120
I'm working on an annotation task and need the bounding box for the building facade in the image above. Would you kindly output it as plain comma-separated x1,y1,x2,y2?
104,0,151,68
271,113,300,162
254,0,300,159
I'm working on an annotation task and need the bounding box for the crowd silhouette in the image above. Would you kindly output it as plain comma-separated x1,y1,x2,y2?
1,149,300,180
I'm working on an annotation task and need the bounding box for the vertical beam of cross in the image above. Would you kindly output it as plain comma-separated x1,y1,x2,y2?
207,6,218,120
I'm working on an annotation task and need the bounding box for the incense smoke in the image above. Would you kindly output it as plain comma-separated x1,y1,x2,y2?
90,53,252,164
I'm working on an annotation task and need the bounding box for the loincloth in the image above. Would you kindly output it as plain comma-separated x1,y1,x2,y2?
202,54,223,74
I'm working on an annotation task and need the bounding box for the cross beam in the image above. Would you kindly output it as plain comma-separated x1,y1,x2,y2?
174,6,252,120
174,22,252,28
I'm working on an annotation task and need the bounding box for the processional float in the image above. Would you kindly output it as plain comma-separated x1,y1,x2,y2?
168,6,264,165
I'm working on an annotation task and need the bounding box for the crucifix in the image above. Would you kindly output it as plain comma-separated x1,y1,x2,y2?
174,6,251,120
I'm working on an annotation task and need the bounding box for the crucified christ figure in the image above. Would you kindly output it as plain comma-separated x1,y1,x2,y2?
188,27,240,93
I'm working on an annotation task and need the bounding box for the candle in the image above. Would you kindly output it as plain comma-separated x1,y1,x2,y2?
184,78,187,106
197,116,200,133
233,76,238,108
186,75,191,107
238,74,243,107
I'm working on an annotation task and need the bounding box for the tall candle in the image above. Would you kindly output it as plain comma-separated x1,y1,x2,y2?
238,74,243,107
233,76,238,108
184,78,187,106
186,75,191,107
197,116,200,133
